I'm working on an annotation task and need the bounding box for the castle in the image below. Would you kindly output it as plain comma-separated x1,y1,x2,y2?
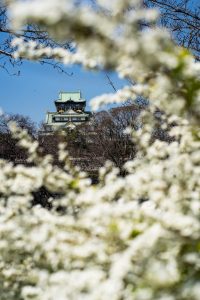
44,91,91,132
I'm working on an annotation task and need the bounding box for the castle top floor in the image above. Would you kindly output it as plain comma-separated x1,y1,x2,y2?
55,91,85,104
54,91,86,113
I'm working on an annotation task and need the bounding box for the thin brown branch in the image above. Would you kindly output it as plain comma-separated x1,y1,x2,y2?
0,49,13,57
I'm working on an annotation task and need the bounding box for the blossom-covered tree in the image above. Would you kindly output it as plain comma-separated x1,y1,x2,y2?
0,2,72,74
0,0,200,299
144,0,200,61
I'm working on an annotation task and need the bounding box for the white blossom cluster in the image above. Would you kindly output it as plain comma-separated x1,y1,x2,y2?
0,0,200,299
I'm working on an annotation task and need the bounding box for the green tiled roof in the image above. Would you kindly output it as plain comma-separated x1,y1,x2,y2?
57,91,84,102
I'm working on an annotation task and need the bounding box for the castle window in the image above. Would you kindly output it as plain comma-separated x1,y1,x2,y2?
54,117,61,121
72,117,78,121
54,117,67,122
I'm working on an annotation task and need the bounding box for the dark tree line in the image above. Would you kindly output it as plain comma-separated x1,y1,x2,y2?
0,104,174,172
38,104,142,174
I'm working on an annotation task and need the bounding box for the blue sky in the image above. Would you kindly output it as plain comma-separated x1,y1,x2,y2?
0,61,125,126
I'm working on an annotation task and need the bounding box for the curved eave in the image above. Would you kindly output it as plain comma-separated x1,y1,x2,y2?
55,100,86,104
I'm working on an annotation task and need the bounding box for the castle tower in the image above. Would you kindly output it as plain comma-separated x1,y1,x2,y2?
44,91,91,132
